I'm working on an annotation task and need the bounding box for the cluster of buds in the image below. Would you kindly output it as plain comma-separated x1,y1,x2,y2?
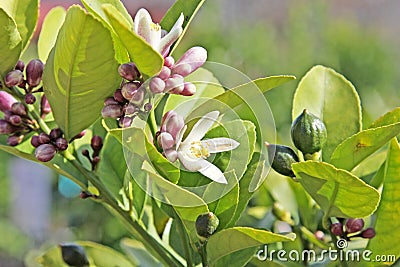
149,47,207,96
81,135,103,170
4,59,44,104
0,92,37,146
156,110,185,162
31,128,68,162
330,218,376,240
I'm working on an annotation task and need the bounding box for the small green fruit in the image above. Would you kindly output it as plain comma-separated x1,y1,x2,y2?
195,212,219,241
60,243,89,267
291,109,327,156
265,143,299,177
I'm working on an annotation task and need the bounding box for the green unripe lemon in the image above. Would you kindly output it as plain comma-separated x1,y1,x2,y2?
265,143,299,177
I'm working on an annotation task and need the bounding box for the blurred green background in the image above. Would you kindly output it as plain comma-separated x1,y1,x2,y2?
1,0,399,266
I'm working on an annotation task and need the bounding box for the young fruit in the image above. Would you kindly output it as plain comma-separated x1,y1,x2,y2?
265,143,299,177
291,109,327,158
195,212,219,242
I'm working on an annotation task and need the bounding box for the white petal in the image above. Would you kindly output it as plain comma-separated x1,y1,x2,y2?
184,111,219,143
201,138,240,153
178,152,227,184
134,9,152,41
159,13,184,54
175,124,187,149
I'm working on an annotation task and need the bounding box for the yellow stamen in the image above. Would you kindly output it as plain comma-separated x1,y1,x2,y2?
189,141,210,159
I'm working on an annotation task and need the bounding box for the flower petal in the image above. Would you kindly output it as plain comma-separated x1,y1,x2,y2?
201,138,240,153
184,111,219,143
159,13,184,55
134,8,153,43
175,124,187,149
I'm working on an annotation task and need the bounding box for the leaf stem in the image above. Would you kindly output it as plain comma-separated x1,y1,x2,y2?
198,241,209,267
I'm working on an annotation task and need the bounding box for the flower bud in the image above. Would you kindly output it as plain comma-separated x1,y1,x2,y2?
9,114,22,126
60,243,89,267
164,113,184,141
158,132,175,150
330,222,344,236
55,138,68,151
40,95,51,116
195,212,219,241
101,104,123,118
35,144,56,162
0,119,16,134
114,89,125,103
72,130,86,141
119,116,133,128
15,60,25,71
130,87,145,107
31,135,40,147
345,218,364,233
164,56,175,68
122,82,141,101
314,230,325,240
164,149,178,162
25,93,36,104
149,77,165,94
11,102,27,116
38,133,51,144
123,103,137,115
291,109,327,156
26,59,44,87
180,82,196,96
118,62,140,81
0,91,17,112
165,74,184,94
144,102,152,112
82,149,90,157
7,135,23,146
265,143,299,177
5,70,24,87
49,128,62,140
158,66,171,80
104,97,119,106
91,135,103,151
361,228,376,239
173,46,207,77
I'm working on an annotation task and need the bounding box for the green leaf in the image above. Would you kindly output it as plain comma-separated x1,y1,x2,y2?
368,107,400,129
120,238,161,267
102,4,163,77
213,247,257,267
292,161,380,218
367,138,400,264
207,227,295,265
0,0,38,50
38,7,66,62
37,241,135,267
292,65,362,161
160,0,206,55
82,0,133,27
43,5,120,140
330,123,400,171
0,8,22,80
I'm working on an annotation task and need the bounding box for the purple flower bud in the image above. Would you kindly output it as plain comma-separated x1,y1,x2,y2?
314,230,324,240
11,102,27,116
0,119,16,134
149,77,165,94
130,87,145,106
41,95,51,116
158,66,171,80
162,111,184,141
9,115,22,126
55,138,68,151
164,56,175,68
26,59,44,87
82,149,90,157
144,102,152,112
330,223,343,236
0,91,17,112
104,97,119,106
7,135,23,146
15,60,25,71
91,135,103,151
121,82,140,101
114,89,125,103
173,47,207,77
119,116,133,128
38,133,51,144
164,74,184,94
25,93,36,104
161,110,175,129
361,228,376,239
180,82,196,96
3,110,13,122
49,128,62,140
164,149,178,162
158,132,175,150
72,130,86,141
31,135,40,147
101,104,123,118
92,156,100,164
345,218,364,233
5,70,24,87
35,144,56,162
118,62,140,81
123,103,137,115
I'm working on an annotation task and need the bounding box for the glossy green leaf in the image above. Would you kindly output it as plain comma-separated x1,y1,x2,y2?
207,227,295,265
120,238,161,267
292,65,362,161
213,247,257,267
0,8,22,80
292,161,380,218
0,0,38,50
37,241,135,267
43,5,120,140
160,0,205,55
38,7,66,62
330,123,400,171
368,107,400,129
367,138,400,264
103,4,163,77
82,0,133,27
